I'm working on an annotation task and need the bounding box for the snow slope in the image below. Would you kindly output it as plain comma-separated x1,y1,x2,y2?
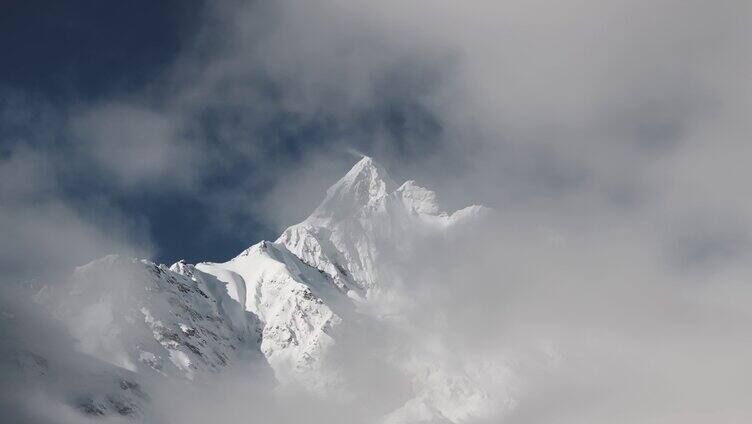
12,156,500,423
0,288,150,420
278,157,489,299
189,241,350,390
190,157,501,419
39,255,265,381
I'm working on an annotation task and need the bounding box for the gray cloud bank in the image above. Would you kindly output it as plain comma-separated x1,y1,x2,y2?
1,0,751,422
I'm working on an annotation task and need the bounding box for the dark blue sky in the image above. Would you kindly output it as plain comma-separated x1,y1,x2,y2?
0,1,446,267
0,0,748,290
1,1,252,266
1,0,203,101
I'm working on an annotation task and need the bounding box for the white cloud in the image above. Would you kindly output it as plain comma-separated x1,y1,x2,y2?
70,102,198,190
2,0,751,421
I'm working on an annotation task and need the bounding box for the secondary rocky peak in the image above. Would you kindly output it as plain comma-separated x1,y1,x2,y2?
397,180,442,215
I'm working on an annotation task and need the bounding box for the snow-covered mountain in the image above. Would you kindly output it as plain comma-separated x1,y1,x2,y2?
279,157,486,299
4,157,504,423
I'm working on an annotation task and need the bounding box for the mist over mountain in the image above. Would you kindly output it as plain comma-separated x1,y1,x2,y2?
1,158,501,423
2,1,751,423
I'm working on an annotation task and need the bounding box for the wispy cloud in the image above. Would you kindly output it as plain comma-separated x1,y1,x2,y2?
1,0,750,421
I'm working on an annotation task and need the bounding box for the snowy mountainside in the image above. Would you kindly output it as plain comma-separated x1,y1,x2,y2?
0,288,150,420
188,240,351,390
40,255,264,380
278,157,489,300
10,156,500,423
190,157,502,420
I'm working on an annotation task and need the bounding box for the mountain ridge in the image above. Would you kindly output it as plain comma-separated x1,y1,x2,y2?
14,156,498,423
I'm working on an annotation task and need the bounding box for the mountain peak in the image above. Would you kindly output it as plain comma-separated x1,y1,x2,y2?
308,156,396,221
340,156,395,190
